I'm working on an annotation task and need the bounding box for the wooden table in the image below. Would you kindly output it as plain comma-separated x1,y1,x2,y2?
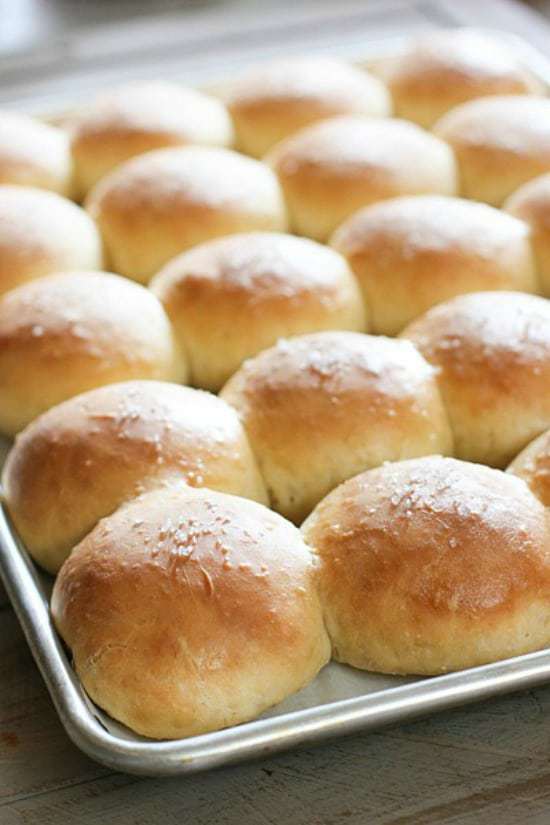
3,1,550,821
4,573,550,824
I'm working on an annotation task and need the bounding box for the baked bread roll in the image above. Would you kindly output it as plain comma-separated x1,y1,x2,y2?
267,116,457,241
86,146,287,282
506,173,550,296
3,381,267,573
434,96,550,205
0,271,186,436
223,57,391,158
0,111,72,195
70,82,234,199
220,331,453,524
302,456,550,675
331,195,537,335
402,292,550,467
508,428,550,507
0,185,103,296
150,231,367,391
373,30,542,128
52,484,330,739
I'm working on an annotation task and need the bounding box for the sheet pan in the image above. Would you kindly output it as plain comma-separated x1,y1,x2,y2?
2,28,550,776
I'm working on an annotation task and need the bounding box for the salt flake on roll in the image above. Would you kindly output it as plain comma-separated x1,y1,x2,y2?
303,456,550,675
151,231,367,391
86,146,287,283
3,381,267,573
220,330,453,524
267,115,457,241
52,484,330,739
434,95,550,205
0,271,186,436
70,82,234,199
0,110,72,195
223,56,391,158
332,195,537,335
374,30,542,128
402,291,550,467
0,185,102,297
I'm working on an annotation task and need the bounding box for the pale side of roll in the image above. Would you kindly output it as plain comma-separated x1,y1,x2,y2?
0,271,187,436
150,231,367,391
86,146,287,283
69,82,234,198
373,30,543,128
267,116,457,241
434,96,550,206
506,172,550,297
2,381,268,573
331,195,537,335
220,331,453,524
223,57,391,158
508,428,550,508
0,110,72,195
402,291,550,467
52,484,331,739
303,456,550,675
0,185,103,296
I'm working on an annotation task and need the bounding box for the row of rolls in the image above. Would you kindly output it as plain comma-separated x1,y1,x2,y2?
4,29,550,739
6,367,550,739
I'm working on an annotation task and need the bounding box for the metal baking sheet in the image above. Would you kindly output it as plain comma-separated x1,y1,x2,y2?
2,28,550,777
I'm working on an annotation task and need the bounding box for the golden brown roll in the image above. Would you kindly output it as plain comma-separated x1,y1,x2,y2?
331,195,537,335
0,185,103,296
220,331,453,524
508,428,550,507
0,271,186,436
2,381,267,573
302,456,550,676
402,291,550,467
267,116,457,241
434,96,550,205
223,57,391,158
52,484,330,739
150,231,367,391
0,111,72,195
373,30,542,128
506,173,550,297
86,146,287,282
70,82,234,199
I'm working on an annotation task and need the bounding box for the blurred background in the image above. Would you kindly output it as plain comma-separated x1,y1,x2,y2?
0,0,548,111
0,0,548,56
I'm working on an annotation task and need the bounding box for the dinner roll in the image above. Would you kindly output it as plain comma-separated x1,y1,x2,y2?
373,30,542,128
267,116,457,241
331,195,537,335
224,57,391,158
0,271,186,436
86,146,287,282
0,111,72,195
70,82,234,199
508,428,550,507
402,292,550,467
506,173,550,296
0,185,102,296
52,484,330,739
434,96,550,205
220,331,453,524
3,381,267,573
302,456,550,675
150,232,367,391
